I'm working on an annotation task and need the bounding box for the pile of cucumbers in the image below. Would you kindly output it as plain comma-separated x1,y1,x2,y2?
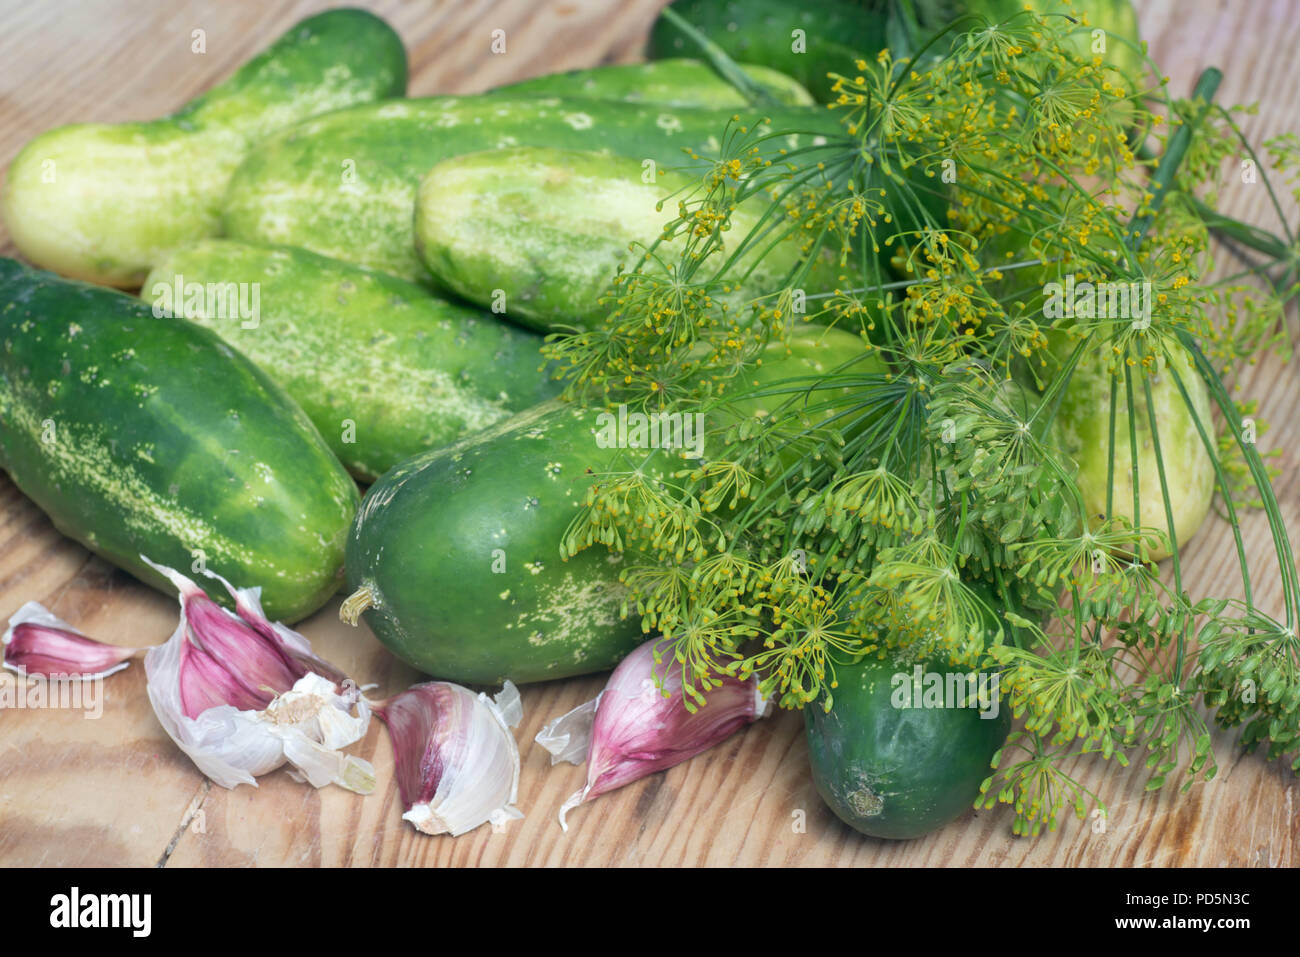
0,1,1149,842
0,7,855,633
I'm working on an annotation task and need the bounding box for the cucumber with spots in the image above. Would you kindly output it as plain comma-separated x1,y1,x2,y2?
142,240,561,482
2,9,406,287
341,328,870,684
0,258,358,622
221,96,843,285
415,147,841,332
494,58,814,107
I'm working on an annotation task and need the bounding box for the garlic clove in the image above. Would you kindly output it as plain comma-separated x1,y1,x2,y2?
202,568,348,686
143,557,304,701
536,638,770,830
378,680,523,837
184,591,302,691
2,602,140,679
178,636,271,718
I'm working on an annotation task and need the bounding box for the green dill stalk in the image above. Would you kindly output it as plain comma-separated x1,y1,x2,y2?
656,6,780,108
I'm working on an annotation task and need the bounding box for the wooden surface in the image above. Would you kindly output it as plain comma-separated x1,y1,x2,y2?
0,0,1296,867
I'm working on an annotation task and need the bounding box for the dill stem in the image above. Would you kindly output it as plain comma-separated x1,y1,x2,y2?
657,6,779,109
1177,330,1299,633
1126,67,1223,248
1140,370,1187,675
1165,362,1253,615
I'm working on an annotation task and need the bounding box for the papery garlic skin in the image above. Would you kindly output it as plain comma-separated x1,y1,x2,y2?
378,680,523,837
2,602,139,679
261,674,375,793
142,556,373,793
536,639,770,830
534,694,600,766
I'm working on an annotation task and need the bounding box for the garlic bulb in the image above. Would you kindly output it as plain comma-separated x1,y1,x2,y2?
536,638,770,830
378,680,523,836
142,557,374,793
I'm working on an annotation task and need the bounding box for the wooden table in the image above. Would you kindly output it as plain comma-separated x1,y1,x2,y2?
0,0,1295,867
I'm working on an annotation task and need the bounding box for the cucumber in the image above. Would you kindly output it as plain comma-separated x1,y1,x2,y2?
648,0,886,102
0,259,358,622
141,240,561,482
1053,343,1216,561
415,147,824,332
495,58,814,107
804,649,1010,839
2,9,406,287
221,96,843,285
342,328,868,684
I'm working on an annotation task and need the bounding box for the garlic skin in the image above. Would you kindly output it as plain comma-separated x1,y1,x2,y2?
536,638,770,830
377,681,523,837
142,557,374,793
2,602,139,679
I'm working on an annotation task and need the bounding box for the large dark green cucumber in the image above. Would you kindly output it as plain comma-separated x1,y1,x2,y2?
2,9,407,287
494,58,814,107
343,328,868,684
804,649,1010,839
648,0,886,102
221,96,844,285
344,401,646,685
0,259,358,622
142,240,561,482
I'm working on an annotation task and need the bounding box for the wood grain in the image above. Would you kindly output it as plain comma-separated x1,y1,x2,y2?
0,0,1295,867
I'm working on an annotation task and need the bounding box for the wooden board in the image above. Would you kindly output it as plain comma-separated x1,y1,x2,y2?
0,0,1295,867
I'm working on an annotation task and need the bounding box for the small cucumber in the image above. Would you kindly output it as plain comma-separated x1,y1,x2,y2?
0,259,357,622
221,96,842,285
415,147,826,332
2,9,406,286
805,648,1010,839
495,58,814,107
142,240,560,482
343,328,869,684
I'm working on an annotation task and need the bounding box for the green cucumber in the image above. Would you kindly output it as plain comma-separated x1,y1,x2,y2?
221,96,843,285
342,328,869,684
2,9,406,287
1053,342,1215,561
415,146,828,332
804,649,1010,839
141,240,561,482
495,58,814,107
648,0,887,102
0,258,358,622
